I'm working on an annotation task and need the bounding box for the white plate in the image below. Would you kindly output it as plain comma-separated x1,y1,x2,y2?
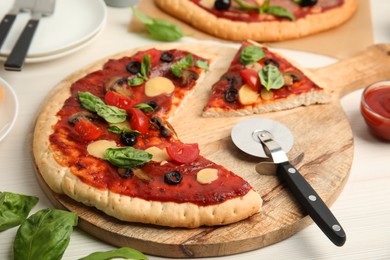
0,0,106,59
0,77,18,142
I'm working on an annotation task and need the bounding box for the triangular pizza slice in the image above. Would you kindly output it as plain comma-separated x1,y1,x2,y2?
203,41,330,116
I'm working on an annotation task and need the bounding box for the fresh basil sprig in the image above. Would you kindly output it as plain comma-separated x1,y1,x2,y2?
259,64,285,91
240,45,266,65
132,7,184,42
129,55,151,86
79,247,148,260
0,192,39,232
171,54,194,77
234,0,295,20
78,92,127,123
105,147,152,168
134,103,154,112
13,209,78,260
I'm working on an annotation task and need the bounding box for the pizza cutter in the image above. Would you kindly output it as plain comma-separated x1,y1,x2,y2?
231,118,346,246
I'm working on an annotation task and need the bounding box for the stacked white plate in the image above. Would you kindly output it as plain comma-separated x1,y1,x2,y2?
0,0,107,63
0,77,18,142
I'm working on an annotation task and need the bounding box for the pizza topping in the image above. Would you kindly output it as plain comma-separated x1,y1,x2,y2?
144,76,175,97
294,0,318,7
225,87,239,103
150,116,173,137
104,147,152,168
87,140,117,159
259,64,285,91
144,101,159,112
164,171,183,185
260,88,274,100
74,119,103,142
117,168,133,179
68,111,98,125
240,45,265,65
128,108,150,135
132,168,152,182
171,54,194,78
145,146,171,162
104,77,132,97
166,143,200,164
128,54,151,86
180,69,199,86
196,168,219,184
238,84,259,105
160,51,174,63
120,132,139,146
78,92,127,124
104,91,136,112
264,58,280,68
126,61,141,75
214,0,231,10
240,68,261,91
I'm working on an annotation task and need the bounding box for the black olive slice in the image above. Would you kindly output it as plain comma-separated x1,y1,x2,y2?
214,0,231,11
126,61,141,74
145,101,159,111
160,52,174,62
300,0,317,7
150,116,172,137
164,171,183,185
264,58,280,68
120,132,138,146
224,88,238,103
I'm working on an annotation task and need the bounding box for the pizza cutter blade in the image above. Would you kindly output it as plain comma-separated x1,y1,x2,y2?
231,118,346,246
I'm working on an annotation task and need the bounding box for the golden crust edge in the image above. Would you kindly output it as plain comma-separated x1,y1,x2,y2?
154,0,358,42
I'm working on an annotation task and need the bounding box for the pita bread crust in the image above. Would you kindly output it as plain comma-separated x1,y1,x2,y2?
154,0,358,42
33,43,262,228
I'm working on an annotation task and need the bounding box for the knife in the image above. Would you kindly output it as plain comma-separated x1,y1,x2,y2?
4,0,55,71
257,130,346,246
0,0,36,50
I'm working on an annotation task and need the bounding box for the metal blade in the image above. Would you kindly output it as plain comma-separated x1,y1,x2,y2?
256,130,289,164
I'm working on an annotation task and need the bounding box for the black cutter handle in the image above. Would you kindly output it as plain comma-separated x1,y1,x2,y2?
277,161,346,246
0,14,17,50
4,19,39,71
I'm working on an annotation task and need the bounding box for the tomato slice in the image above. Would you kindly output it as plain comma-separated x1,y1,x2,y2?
74,120,102,141
166,143,200,164
240,69,260,91
128,108,150,135
104,91,136,112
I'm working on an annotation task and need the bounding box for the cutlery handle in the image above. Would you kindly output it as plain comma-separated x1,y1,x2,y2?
277,162,346,246
4,19,39,71
0,14,17,49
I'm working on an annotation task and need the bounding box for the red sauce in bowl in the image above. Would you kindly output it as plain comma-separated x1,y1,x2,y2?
360,81,390,141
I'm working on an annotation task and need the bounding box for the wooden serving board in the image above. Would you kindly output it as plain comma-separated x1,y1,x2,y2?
35,44,390,258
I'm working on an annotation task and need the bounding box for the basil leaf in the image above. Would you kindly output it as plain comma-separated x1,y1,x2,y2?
259,64,285,91
171,54,194,77
95,104,127,124
0,192,38,232
107,125,123,134
78,92,105,112
266,6,295,20
196,59,209,70
140,54,151,80
234,0,258,10
13,209,78,260
132,8,183,42
134,103,154,112
240,45,266,65
145,19,184,42
105,147,152,168
79,247,148,260
129,77,145,86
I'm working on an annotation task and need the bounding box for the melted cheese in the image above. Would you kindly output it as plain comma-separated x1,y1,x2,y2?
196,168,219,184
238,84,259,105
145,77,175,97
87,140,117,159
145,146,171,162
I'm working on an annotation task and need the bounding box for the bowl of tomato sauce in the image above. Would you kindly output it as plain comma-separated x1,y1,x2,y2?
360,81,390,141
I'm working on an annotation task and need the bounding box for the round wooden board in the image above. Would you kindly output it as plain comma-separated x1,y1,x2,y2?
34,44,390,258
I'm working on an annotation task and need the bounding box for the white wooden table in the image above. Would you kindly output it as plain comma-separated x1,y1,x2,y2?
1,1,389,259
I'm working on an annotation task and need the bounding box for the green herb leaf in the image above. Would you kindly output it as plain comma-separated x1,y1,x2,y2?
233,0,258,11
0,192,38,232
132,8,184,42
259,64,285,91
107,125,123,134
134,103,154,112
171,54,194,77
195,59,209,70
140,54,151,80
95,103,127,124
105,147,152,168
128,77,145,86
266,6,295,20
240,45,266,65
79,247,148,260
78,92,105,112
13,209,78,260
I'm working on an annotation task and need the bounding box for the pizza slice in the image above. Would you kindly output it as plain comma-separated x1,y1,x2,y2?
33,45,261,228
203,41,330,116
154,0,358,42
